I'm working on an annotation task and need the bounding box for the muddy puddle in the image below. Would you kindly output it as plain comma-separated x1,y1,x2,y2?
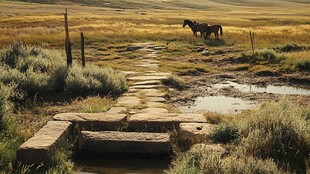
179,81,309,114
180,96,257,114
212,81,310,95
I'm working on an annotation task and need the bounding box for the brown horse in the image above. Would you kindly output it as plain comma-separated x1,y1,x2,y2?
183,19,208,37
205,25,223,39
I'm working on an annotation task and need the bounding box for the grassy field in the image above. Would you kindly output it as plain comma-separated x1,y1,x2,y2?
1,0,310,48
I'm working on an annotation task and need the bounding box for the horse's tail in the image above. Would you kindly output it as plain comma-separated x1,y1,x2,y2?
219,26,223,36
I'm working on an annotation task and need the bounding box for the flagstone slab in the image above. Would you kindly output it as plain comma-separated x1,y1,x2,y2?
17,121,72,164
106,107,127,114
140,108,169,114
179,123,214,144
145,72,172,76
53,113,127,131
128,76,168,81
79,131,172,154
133,80,161,86
129,85,165,89
116,96,141,107
120,71,139,75
136,63,158,68
147,102,169,108
128,113,206,131
147,97,166,102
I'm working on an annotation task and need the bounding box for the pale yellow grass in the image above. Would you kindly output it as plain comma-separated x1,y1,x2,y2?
0,1,309,48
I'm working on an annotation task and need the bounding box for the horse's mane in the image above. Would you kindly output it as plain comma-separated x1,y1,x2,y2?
184,19,194,26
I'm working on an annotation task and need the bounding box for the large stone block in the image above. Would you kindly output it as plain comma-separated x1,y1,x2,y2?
79,131,172,154
179,123,214,145
53,113,127,131
17,121,72,164
128,113,206,131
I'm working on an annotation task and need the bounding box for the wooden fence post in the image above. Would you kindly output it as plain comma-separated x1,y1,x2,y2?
64,8,72,66
81,32,85,67
250,31,255,54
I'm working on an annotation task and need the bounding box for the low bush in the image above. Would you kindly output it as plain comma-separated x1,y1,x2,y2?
0,41,127,99
236,98,310,173
166,150,282,174
0,117,24,171
163,75,186,90
65,65,127,96
274,44,306,52
0,83,15,123
295,59,310,71
210,123,240,144
241,49,284,64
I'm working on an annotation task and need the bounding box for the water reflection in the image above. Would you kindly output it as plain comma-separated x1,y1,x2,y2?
180,96,257,114
213,81,310,95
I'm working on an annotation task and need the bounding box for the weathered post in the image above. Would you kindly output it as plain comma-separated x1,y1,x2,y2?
81,32,85,67
250,31,255,54
64,8,72,66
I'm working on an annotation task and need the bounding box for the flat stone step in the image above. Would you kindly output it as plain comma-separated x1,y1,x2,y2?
133,80,161,86
129,85,166,89
140,108,169,114
136,63,158,68
116,96,141,107
120,71,139,76
106,107,127,114
128,113,206,131
79,131,172,154
146,101,169,108
147,97,166,102
145,72,172,76
179,123,214,145
17,121,72,164
128,76,168,81
53,113,127,131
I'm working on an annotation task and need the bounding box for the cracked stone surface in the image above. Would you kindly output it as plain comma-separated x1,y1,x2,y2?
17,121,72,164
179,123,214,144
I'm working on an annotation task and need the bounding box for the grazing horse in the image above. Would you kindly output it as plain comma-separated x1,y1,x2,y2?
183,19,208,37
204,25,223,39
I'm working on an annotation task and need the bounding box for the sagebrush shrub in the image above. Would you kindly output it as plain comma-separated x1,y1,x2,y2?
164,75,186,90
65,65,127,96
210,123,240,144
0,83,14,123
236,98,310,173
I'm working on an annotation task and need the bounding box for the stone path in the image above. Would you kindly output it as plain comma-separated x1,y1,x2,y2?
17,43,224,164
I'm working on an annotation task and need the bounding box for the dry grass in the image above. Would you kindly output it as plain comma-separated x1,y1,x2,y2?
0,1,309,49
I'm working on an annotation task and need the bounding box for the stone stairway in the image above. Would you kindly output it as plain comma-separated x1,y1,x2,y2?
17,43,224,164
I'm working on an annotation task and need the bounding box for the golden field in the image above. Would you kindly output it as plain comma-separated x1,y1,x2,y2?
0,0,309,49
